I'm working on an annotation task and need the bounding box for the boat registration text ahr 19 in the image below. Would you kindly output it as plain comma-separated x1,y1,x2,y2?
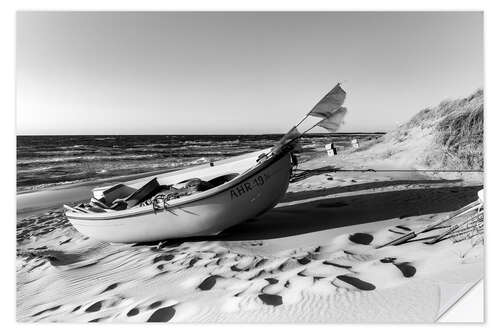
230,173,269,200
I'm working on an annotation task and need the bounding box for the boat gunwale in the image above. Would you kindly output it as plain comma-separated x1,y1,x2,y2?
91,148,271,192
66,151,291,222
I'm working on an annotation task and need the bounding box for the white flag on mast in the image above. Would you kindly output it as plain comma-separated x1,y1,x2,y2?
317,107,348,132
309,83,346,118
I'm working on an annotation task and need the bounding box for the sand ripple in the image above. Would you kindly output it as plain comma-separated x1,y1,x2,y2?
16,206,483,322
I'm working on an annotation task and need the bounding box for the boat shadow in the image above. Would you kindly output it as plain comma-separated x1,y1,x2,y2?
220,183,482,241
282,178,463,203
135,179,481,245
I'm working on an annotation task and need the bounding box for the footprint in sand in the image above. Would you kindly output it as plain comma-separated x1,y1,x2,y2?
18,210,480,323
231,264,249,272
89,316,110,323
197,275,220,291
396,225,412,231
126,308,140,317
71,305,81,313
32,305,61,317
334,275,376,291
100,282,119,294
258,293,283,306
379,258,417,277
59,238,72,245
348,233,374,245
187,257,200,268
323,260,352,269
85,301,103,313
152,254,175,263
393,262,416,278
297,257,311,265
265,278,279,285
123,299,174,320
147,306,176,322
148,301,163,309
380,257,396,263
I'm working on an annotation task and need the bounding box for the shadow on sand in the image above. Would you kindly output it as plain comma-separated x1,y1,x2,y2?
139,180,481,246
282,179,462,203
219,184,482,241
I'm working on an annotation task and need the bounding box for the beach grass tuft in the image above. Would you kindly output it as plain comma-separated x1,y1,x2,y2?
366,88,484,170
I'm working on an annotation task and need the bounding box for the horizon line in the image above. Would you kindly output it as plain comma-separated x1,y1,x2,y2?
16,131,388,136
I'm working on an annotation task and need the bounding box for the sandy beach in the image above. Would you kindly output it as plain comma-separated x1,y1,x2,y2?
14,10,485,324
16,139,484,322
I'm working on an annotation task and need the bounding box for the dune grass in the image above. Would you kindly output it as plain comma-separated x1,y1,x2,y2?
435,91,483,169
435,90,483,169
399,89,483,169
356,89,484,170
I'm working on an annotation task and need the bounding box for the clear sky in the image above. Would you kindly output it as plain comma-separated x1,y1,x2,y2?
16,11,483,135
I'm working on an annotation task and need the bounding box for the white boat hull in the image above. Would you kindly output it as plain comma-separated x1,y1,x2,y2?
66,151,292,243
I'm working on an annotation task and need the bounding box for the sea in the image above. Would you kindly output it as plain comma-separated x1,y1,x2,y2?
17,133,384,193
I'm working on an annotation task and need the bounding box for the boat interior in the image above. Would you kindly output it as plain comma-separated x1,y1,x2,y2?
66,148,271,214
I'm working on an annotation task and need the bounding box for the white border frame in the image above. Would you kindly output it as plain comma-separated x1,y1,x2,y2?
3,1,497,332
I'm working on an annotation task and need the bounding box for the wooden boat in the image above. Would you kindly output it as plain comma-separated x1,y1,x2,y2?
65,148,293,243
65,83,348,243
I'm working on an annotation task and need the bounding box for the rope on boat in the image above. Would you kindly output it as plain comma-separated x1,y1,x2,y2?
146,193,176,214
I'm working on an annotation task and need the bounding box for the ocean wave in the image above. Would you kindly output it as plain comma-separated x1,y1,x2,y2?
33,150,89,156
124,147,189,153
181,140,225,146
17,154,158,165
17,133,383,191
140,143,180,148
17,166,56,173
190,157,210,164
